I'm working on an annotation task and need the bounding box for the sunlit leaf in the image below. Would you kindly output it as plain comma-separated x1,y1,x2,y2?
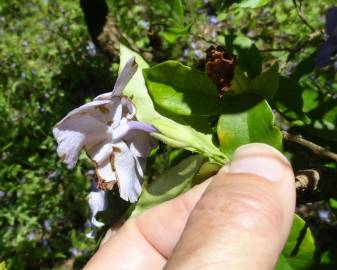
238,0,270,8
143,60,223,116
217,96,282,157
275,215,316,270
121,45,227,163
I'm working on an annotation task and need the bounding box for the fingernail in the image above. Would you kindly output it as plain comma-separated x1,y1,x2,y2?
229,143,289,182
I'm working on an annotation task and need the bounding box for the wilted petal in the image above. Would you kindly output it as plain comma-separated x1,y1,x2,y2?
113,141,142,202
53,98,124,168
112,57,138,96
87,140,117,183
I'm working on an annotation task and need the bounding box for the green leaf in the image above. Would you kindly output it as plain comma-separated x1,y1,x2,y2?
238,0,271,8
148,0,184,25
318,250,337,269
0,262,7,270
162,24,192,43
236,44,262,79
231,66,249,94
275,255,293,270
143,61,223,116
131,155,204,216
273,76,309,125
292,52,316,79
121,45,227,163
329,198,337,210
233,36,253,48
302,88,320,113
250,63,279,100
217,96,282,157
275,215,316,270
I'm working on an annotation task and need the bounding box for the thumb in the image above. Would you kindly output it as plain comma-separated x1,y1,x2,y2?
165,143,296,270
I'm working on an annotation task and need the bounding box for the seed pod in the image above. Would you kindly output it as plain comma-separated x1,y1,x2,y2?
205,46,236,97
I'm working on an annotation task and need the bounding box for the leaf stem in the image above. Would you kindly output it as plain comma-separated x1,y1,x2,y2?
282,131,337,163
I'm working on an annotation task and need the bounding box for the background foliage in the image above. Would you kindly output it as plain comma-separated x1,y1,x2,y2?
1,0,337,269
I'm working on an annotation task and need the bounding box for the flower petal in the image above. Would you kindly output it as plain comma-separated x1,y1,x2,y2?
128,130,155,157
88,188,107,228
93,92,113,101
113,120,157,142
121,96,137,119
113,141,142,202
112,57,138,96
87,140,117,183
53,98,125,168
134,156,146,178
53,114,109,169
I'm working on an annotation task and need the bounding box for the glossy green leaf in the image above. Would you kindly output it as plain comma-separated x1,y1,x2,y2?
238,0,271,8
250,63,279,100
143,61,223,116
275,215,316,270
121,45,227,163
217,96,282,157
131,155,204,216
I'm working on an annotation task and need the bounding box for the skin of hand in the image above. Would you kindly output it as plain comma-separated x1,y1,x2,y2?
84,143,296,270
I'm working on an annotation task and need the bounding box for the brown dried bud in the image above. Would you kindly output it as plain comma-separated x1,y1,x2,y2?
96,177,114,190
295,169,320,192
205,46,236,97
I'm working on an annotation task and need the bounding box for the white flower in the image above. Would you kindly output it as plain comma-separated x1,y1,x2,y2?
86,186,107,238
53,57,156,203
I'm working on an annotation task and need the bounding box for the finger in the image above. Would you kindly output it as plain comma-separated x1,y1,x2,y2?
83,178,213,270
165,143,295,270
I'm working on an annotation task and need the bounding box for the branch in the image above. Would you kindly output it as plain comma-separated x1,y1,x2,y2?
282,131,337,163
259,47,294,52
292,0,316,33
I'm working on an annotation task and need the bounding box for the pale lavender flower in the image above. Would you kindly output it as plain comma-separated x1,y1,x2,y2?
53,57,156,202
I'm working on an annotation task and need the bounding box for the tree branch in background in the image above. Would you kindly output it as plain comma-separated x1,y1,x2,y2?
282,131,337,163
292,0,316,33
80,0,108,46
80,0,140,57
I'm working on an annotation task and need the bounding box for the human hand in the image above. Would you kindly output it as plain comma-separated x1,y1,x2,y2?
84,143,295,270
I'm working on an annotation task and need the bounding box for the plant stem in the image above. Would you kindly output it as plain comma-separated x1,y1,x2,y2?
282,131,337,163
292,0,316,33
